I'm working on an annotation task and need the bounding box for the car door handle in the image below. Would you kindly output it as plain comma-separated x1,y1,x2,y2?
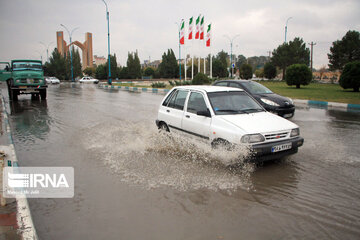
185,115,190,118
166,109,170,112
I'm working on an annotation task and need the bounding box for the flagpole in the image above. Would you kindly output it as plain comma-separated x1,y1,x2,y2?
184,47,187,81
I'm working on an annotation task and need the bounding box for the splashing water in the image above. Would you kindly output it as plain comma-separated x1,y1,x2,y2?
81,121,255,191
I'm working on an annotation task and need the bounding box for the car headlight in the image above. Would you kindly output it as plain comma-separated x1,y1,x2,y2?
16,79,20,83
290,128,300,137
241,134,265,143
261,98,279,107
288,98,294,105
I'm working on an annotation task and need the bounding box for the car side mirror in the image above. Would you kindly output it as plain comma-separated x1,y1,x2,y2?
197,108,211,118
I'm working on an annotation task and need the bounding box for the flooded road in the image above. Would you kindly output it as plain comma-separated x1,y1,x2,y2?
3,83,360,239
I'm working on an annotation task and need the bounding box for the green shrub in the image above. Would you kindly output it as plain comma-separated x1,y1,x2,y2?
168,80,175,86
151,82,166,88
286,64,312,88
192,73,211,85
264,62,277,79
240,64,253,80
339,61,360,92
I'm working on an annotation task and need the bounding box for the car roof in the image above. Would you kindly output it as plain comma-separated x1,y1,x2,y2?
173,85,244,93
214,79,252,83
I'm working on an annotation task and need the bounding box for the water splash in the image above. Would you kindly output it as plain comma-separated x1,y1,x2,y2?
81,121,254,191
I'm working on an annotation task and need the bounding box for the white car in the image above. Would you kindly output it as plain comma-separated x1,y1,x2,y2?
79,76,99,84
45,77,60,84
156,86,304,162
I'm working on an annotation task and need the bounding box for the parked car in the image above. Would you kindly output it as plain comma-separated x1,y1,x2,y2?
45,77,60,84
213,80,295,118
79,76,99,84
156,86,303,162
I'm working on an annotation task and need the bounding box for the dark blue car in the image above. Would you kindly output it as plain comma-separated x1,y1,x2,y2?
213,80,295,118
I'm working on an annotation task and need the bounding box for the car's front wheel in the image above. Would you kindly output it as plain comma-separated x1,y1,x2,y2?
158,122,170,132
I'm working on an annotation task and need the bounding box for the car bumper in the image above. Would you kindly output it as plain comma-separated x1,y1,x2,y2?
250,137,304,162
265,105,295,117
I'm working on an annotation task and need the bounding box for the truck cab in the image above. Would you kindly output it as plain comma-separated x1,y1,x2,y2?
0,60,47,101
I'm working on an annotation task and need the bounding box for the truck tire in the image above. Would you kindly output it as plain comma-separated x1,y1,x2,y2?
10,89,18,102
40,89,47,100
7,80,12,100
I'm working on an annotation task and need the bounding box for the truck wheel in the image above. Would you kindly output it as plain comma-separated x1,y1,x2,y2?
10,89,18,102
7,80,12,100
40,89,47,100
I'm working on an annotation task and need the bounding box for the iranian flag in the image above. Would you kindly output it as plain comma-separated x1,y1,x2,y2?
195,15,200,39
188,17,193,40
206,24,211,47
200,16,205,40
180,19,185,45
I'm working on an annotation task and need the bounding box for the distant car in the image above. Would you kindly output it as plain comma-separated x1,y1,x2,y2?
45,77,60,84
213,80,295,118
79,76,99,84
156,86,304,162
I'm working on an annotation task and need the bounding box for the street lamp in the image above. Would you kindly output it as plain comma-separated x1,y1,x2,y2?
39,41,54,62
36,50,44,63
175,21,182,81
60,24,79,82
285,17,292,43
101,0,112,85
223,34,240,78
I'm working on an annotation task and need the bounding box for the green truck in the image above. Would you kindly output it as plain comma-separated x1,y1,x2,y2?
0,60,47,101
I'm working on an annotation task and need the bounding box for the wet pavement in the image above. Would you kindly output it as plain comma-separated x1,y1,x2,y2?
2,83,360,239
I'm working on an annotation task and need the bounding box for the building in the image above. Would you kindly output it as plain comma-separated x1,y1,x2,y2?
93,55,107,66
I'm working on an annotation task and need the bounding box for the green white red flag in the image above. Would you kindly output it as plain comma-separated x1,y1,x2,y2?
180,19,185,45
195,15,200,39
188,17,193,40
200,16,204,40
206,24,211,47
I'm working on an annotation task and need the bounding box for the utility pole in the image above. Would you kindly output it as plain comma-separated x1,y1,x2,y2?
101,0,112,85
224,34,240,78
308,42,316,72
285,17,293,43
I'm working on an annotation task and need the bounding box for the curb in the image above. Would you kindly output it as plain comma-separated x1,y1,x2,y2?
1,94,38,240
98,83,170,94
293,99,360,111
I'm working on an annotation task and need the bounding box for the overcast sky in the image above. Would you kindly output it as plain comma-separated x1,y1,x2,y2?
0,0,359,69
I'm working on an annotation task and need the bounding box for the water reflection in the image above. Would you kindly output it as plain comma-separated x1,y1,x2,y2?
9,99,50,142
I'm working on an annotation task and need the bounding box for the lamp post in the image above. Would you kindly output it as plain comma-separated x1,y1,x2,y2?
36,50,44,63
175,22,182,81
223,34,240,78
60,24,79,82
39,41,53,62
285,17,292,43
101,0,112,85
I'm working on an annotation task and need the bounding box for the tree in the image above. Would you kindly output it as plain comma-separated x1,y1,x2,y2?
83,67,96,77
212,59,227,78
339,61,360,92
247,56,269,71
192,73,210,85
271,37,310,80
264,62,277,79
319,65,327,80
328,30,360,71
235,55,247,69
144,67,155,77
65,48,82,80
285,64,312,88
255,68,264,78
44,48,66,80
127,51,141,79
158,49,178,78
240,64,253,80
95,64,107,79
186,64,198,77
119,67,129,79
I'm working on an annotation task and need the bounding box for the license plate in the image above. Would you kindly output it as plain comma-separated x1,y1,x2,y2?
271,143,292,153
283,113,292,118
19,86,27,89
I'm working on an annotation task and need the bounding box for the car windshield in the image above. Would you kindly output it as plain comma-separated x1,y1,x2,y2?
241,81,273,94
12,61,42,71
207,91,264,115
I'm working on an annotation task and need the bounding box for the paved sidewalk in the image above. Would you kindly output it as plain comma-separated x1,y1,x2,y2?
0,97,21,240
